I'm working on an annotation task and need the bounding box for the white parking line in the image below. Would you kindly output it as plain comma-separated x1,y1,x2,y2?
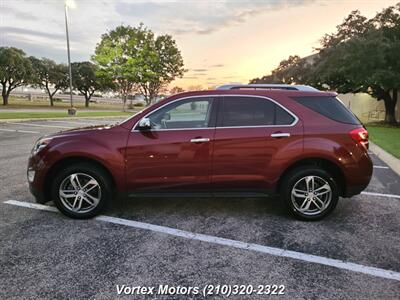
4,199,400,282
46,120,95,126
0,128,40,134
361,191,400,199
373,165,390,169
6,122,72,129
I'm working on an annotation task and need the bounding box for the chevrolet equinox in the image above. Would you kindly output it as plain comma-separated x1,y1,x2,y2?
28,84,372,220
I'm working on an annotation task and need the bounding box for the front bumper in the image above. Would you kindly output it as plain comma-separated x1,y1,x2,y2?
27,154,51,204
29,183,47,204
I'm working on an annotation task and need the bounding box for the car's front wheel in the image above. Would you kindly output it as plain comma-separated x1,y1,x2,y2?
281,167,339,221
51,163,111,219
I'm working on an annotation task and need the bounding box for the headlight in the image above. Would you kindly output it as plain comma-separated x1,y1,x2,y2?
32,137,53,155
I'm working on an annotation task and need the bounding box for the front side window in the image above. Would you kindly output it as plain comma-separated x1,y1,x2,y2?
145,97,213,129
219,96,295,127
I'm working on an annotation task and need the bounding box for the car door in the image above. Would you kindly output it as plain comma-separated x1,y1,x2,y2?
211,95,302,193
125,96,217,194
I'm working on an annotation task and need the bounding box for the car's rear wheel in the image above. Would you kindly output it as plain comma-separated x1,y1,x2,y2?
51,163,111,219
281,167,339,221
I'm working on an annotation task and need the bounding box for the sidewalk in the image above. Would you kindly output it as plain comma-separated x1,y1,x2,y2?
370,141,400,176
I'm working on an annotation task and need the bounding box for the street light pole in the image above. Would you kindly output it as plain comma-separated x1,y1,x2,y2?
64,1,75,115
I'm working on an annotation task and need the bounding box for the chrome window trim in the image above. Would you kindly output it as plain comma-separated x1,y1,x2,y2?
131,94,299,132
217,84,319,92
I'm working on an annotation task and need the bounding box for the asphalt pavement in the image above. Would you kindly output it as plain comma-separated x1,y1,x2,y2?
0,118,399,299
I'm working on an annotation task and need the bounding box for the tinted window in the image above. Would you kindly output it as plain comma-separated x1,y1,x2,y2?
293,96,360,125
145,97,213,129
276,105,295,125
220,97,295,127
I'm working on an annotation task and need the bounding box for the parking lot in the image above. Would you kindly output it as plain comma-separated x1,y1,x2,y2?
0,117,399,299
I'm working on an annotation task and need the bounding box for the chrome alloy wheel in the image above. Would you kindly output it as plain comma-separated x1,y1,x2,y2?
59,173,101,213
291,175,332,216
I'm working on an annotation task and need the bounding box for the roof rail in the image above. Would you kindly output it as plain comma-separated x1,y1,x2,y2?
216,84,319,92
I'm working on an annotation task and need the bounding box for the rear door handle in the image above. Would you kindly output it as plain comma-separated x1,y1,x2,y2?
271,133,290,138
190,138,210,143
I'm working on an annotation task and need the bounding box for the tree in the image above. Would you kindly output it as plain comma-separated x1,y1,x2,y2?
30,57,68,106
311,6,400,123
169,86,184,94
72,62,110,107
250,4,400,123
93,26,138,111
186,85,204,91
134,33,185,105
273,55,312,84
0,47,32,105
93,24,185,109
250,55,312,84
250,74,280,84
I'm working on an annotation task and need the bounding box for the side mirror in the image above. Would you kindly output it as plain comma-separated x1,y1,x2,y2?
138,117,151,130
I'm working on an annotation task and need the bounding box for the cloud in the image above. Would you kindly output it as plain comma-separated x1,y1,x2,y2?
0,27,88,61
0,0,119,62
114,0,314,35
0,0,315,68
1,5,39,20
1,26,66,41
210,64,224,68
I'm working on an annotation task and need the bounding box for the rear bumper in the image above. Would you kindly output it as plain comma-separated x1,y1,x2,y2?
343,157,373,197
343,151,373,197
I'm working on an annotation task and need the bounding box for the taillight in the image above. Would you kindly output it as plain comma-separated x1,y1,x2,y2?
349,127,369,149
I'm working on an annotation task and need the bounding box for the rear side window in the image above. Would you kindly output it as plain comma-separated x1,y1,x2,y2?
219,96,295,127
293,96,360,125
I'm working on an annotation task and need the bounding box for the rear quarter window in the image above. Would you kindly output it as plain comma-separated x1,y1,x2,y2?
275,105,295,125
292,96,361,125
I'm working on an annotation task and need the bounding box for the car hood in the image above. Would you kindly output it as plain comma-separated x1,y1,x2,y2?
46,123,118,138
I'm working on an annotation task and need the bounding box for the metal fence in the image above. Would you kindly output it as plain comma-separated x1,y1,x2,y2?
9,91,142,105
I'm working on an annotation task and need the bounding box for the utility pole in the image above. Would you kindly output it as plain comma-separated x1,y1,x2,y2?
64,0,76,115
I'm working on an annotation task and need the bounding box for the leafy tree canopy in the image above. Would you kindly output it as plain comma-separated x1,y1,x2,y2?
251,3,400,123
71,61,111,107
93,24,185,108
0,47,32,105
30,57,68,106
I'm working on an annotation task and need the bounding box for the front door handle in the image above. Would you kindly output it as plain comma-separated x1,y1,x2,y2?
271,133,290,138
190,138,210,143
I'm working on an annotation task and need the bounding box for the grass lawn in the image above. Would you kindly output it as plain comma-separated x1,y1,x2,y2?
2,96,144,110
0,111,133,119
366,124,400,158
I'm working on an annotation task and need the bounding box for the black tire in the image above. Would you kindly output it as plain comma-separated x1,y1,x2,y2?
51,163,112,219
280,166,339,221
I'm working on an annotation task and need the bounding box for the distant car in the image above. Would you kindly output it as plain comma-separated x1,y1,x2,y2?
28,84,372,220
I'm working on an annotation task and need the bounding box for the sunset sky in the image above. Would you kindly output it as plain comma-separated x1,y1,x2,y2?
0,0,397,89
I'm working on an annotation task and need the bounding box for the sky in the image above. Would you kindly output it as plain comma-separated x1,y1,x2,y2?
0,0,398,89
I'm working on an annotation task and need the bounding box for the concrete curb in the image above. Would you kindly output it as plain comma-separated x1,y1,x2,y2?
370,141,400,176
0,115,131,123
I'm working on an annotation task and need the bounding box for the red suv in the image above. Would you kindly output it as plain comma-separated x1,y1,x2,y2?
28,84,372,220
